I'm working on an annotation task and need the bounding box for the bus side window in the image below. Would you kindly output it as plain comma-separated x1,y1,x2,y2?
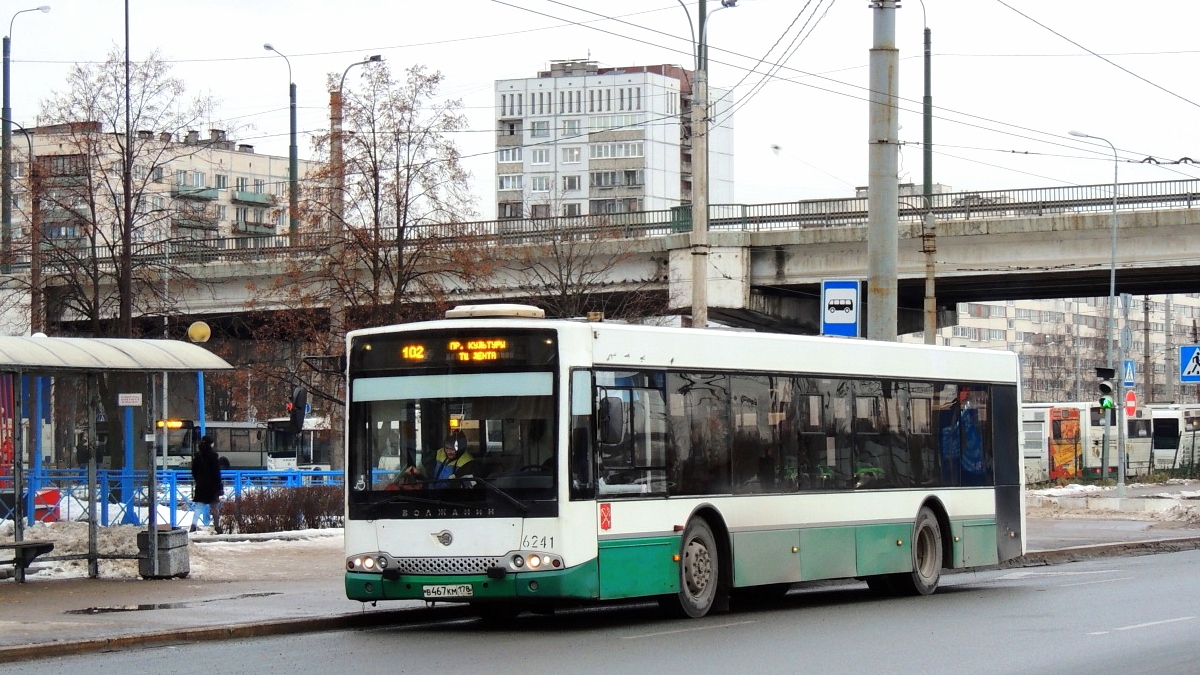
599,396,625,445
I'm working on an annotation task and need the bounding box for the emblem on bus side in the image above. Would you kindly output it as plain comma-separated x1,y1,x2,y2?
432,530,453,546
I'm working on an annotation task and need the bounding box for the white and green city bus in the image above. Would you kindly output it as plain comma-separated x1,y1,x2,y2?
344,304,1025,619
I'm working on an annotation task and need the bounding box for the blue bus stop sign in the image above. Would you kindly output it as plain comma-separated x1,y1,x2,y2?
821,280,861,338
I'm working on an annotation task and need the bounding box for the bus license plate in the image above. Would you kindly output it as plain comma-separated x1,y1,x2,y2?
422,584,473,599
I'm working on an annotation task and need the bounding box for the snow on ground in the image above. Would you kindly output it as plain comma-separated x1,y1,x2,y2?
1,521,343,581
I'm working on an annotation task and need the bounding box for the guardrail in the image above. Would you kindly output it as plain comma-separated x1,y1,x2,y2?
2,469,343,530
10,178,1200,270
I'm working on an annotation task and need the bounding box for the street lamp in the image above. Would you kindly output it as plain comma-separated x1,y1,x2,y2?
264,43,298,244
330,55,382,234
1,4,49,274
677,0,737,328
1069,129,1123,497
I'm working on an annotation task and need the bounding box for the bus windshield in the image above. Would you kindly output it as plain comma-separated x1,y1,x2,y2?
348,371,556,517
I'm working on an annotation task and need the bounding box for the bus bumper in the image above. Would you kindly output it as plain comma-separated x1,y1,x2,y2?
346,558,600,603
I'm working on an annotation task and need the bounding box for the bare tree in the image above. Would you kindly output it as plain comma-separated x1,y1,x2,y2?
34,48,220,338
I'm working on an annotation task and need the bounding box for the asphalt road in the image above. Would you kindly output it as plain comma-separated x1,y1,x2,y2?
11,548,1200,675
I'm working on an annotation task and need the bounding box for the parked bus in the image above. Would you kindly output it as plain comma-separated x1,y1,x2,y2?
265,416,332,470
343,304,1024,619
1021,401,1164,481
1147,405,1200,471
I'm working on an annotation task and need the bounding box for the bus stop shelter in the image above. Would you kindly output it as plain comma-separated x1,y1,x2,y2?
0,336,233,581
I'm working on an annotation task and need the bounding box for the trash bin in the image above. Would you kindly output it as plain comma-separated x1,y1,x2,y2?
137,527,190,579
33,488,60,523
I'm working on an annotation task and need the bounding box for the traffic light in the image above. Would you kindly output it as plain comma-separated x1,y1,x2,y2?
1096,367,1115,409
286,385,308,434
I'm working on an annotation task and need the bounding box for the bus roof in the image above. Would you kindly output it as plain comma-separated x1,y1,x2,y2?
348,316,1019,385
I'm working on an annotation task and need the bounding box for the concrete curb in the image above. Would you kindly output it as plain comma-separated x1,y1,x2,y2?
6,535,1200,664
0,607,467,665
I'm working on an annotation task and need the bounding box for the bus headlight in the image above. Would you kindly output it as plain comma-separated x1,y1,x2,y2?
347,552,393,574
503,551,563,573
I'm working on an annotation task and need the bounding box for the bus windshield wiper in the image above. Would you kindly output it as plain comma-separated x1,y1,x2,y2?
362,491,475,514
457,476,529,514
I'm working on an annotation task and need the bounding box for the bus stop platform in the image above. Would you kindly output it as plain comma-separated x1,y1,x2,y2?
3,490,1200,664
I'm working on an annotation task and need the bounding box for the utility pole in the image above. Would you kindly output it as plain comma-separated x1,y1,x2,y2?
689,0,710,328
921,22,936,345
867,0,899,341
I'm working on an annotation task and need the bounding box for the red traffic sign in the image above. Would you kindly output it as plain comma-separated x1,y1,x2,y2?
1125,390,1137,416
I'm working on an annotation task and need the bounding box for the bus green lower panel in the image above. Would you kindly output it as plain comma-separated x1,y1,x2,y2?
799,527,857,581
732,529,801,587
345,559,600,603
855,523,913,576
598,536,680,600
961,522,999,567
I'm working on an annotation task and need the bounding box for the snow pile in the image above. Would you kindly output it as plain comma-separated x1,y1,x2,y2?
1029,483,1107,498
2,521,344,581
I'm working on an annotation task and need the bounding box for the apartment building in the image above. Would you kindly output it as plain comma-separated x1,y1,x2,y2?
10,123,315,246
493,59,734,219
900,295,1200,404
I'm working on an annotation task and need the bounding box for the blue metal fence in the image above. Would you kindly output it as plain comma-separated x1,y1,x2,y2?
2,469,343,529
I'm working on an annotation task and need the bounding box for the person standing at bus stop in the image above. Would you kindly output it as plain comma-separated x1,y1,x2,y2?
190,435,224,533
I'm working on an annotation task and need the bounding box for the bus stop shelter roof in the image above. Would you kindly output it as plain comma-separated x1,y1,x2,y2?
0,336,232,374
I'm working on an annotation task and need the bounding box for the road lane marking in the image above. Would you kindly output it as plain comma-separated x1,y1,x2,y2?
1061,576,1135,588
622,620,758,640
995,569,1122,581
1115,617,1195,631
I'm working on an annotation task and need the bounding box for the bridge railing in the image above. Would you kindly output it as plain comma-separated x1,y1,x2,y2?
11,178,1200,269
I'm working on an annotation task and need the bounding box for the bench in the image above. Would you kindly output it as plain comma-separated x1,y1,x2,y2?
0,541,55,581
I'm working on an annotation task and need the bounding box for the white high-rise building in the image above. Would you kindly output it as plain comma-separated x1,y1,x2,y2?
494,59,733,220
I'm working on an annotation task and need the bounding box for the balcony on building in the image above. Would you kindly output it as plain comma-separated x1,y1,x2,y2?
171,185,219,201
232,191,277,207
172,205,218,232
233,218,275,235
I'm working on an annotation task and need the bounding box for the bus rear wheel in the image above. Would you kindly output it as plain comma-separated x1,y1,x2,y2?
891,506,942,596
663,518,720,618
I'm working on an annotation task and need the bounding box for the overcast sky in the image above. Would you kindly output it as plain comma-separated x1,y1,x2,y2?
8,1,1200,219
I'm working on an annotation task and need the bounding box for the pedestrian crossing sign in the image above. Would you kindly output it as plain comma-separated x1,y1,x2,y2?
1181,345,1200,383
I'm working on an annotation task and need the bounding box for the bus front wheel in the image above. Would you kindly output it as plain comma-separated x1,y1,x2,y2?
892,506,942,596
663,518,720,618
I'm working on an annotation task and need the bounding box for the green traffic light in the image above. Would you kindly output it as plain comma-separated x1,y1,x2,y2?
1099,396,1115,409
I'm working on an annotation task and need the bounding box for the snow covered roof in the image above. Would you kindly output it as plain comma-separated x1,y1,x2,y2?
0,336,232,373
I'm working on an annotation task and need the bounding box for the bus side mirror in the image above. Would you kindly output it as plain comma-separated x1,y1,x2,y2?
598,397,624,445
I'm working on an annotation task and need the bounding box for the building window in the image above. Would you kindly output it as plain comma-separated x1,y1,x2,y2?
498,201,523,219
215,174,228,189
151,166,165,182
563,175,581,191
590,142,644,159
216,205,227,222
235,206,248,224
561,147,581,164
253,208,266,223
530,121,550,138
562,119,581,137
531,175,553,192
530,148,551,165
254,179,266,194
562,202,582,217
236,176,248,191
175,170,187,186
498,174,523,191
192,171,205,188
498,147,522,163
530,203,551,218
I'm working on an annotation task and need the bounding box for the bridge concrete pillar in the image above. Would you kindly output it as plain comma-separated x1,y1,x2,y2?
668,245,750,319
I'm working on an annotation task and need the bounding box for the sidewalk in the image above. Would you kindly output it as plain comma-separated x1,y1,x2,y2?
3,484,1200,664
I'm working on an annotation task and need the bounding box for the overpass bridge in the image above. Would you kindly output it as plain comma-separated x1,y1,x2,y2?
22,178,1200,335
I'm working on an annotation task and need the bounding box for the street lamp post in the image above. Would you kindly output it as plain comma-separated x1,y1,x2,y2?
1,5,49,274
1070,129,1123,497
3,119,38,331
330,55,381,234
264,44,298,244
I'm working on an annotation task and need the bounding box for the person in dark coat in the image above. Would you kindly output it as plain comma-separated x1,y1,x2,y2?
190,435,224,533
